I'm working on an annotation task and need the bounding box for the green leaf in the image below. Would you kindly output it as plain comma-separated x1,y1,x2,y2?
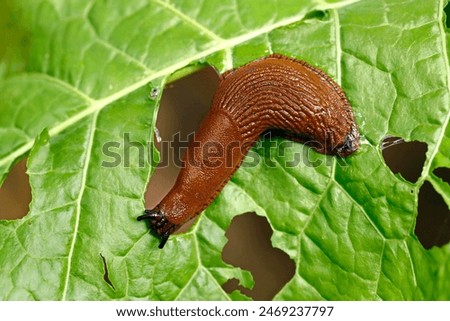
1,0,449,300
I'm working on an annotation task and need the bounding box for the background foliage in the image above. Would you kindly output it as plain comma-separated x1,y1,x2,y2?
0,0,449,300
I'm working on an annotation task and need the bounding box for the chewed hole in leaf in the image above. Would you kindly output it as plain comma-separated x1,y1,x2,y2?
416,181,450,249
100,253,115,290
303,10,328,21
0,159,31,220
381,136,427,183
445,1,450,28
144,66,219,211
433,167,450,185
222,212,295,300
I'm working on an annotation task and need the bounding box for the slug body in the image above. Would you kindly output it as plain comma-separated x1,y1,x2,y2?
138,54,359,248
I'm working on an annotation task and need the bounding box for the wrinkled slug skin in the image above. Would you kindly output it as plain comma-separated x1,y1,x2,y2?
159,110,245,225
139,54,360,247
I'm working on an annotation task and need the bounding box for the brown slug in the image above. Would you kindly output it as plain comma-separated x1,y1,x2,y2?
138,54,359,248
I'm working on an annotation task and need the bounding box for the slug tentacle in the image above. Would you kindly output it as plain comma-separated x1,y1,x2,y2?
139,54,359,248
138,208,178,248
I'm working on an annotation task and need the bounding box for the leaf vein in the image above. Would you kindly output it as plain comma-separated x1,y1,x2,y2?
0,11,323,170
152,0,224,42
334,180,385,239
61,111,100,300
420,0,450,183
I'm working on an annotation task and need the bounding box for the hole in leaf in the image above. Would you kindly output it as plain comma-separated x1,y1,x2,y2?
381,136,427,183
303,10,328,21
445,1,450,28
222,212,295,300
416,181,450,249
0,159,31,220
144,66,219,232
433,167,450,185
100,253,115,290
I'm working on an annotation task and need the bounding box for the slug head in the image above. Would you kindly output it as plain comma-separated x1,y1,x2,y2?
137,207,178,249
